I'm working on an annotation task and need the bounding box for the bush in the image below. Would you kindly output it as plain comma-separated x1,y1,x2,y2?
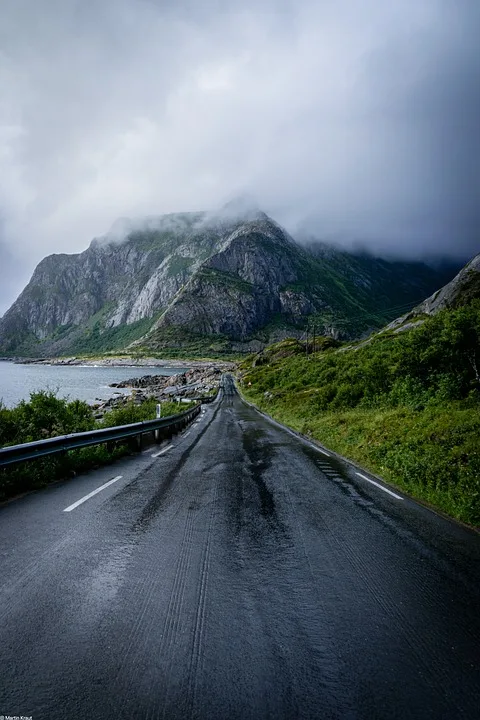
0,392,195,502
1,391,95,446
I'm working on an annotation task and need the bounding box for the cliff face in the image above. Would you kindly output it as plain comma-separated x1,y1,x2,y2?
0,208,462,356
146,217,309,342
0,212,221,354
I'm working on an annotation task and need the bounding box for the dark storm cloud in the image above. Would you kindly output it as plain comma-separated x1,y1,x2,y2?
354,4,480,257
0,0,478,313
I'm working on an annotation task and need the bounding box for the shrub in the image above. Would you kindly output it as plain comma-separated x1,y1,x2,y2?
0,392,195,502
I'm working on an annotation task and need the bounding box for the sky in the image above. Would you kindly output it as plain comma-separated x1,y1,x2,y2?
1,0,479,314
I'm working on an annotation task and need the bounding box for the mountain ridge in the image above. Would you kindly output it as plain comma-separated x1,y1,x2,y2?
0,209,462,356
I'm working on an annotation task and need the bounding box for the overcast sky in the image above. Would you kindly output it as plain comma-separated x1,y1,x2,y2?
1,0,479,314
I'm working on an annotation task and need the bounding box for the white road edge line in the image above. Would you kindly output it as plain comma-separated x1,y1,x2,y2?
355,472,403,500
151,444,174,458
182,431,191,438
310,445,330,457
285,428,330,456
63,476,123,512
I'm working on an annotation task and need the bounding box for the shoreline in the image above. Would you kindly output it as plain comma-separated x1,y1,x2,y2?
1,356,236,370
0,359,231,412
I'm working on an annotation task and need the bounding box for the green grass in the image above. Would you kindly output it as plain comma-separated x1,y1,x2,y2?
167,254,194,278
98,398,193,427
199,266,255,294
239,301,480,526
138,325,247,359
67,315,160,354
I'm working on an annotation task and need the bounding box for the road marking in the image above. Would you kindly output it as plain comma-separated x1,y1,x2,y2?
182,431,191,438
63,476,123,512
308,443,330,457
283,427,331,456
151,444,173,458
355,472,403,500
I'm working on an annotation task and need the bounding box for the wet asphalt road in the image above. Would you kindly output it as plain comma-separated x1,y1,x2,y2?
0,376,479,720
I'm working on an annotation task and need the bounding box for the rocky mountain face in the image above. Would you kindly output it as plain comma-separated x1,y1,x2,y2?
0,212,220,355
387,252,480,332
0,208,461,356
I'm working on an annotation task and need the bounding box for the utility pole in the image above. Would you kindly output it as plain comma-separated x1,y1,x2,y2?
312,322,316,356
305,325,309,356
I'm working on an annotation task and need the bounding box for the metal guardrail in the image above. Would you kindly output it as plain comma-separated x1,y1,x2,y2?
0,404,201,468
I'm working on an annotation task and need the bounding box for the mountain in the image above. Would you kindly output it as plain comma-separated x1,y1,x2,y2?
387,252,480,332
0,208,461,357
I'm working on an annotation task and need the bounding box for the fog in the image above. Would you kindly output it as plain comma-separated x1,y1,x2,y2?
1,0,479,313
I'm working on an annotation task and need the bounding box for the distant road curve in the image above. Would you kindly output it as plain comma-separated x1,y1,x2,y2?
0,375,479,719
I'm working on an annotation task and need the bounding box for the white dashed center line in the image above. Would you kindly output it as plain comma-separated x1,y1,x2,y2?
63,476,123,512
151,444,174,458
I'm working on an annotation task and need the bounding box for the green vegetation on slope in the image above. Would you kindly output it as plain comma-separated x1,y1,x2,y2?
67,314,160,355
198,266,255,294
239,301,480,526
134,325,246,359
0,391,193,501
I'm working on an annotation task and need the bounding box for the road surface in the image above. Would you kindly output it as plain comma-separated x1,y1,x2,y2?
0,376,479,719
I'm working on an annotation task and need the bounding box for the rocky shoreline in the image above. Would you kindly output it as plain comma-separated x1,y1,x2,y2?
91,365,228,418
0,356,234,417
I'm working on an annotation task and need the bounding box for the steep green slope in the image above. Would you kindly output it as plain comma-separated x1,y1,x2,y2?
307,242,459,329
239,300,480,526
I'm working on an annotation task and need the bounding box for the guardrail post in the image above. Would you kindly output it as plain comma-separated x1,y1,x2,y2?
155,404,161,443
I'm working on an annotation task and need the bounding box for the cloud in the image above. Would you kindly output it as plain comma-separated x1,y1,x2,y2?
0,0,479,313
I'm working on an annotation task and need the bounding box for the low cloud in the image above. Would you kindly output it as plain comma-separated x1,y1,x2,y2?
0,0,479,313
